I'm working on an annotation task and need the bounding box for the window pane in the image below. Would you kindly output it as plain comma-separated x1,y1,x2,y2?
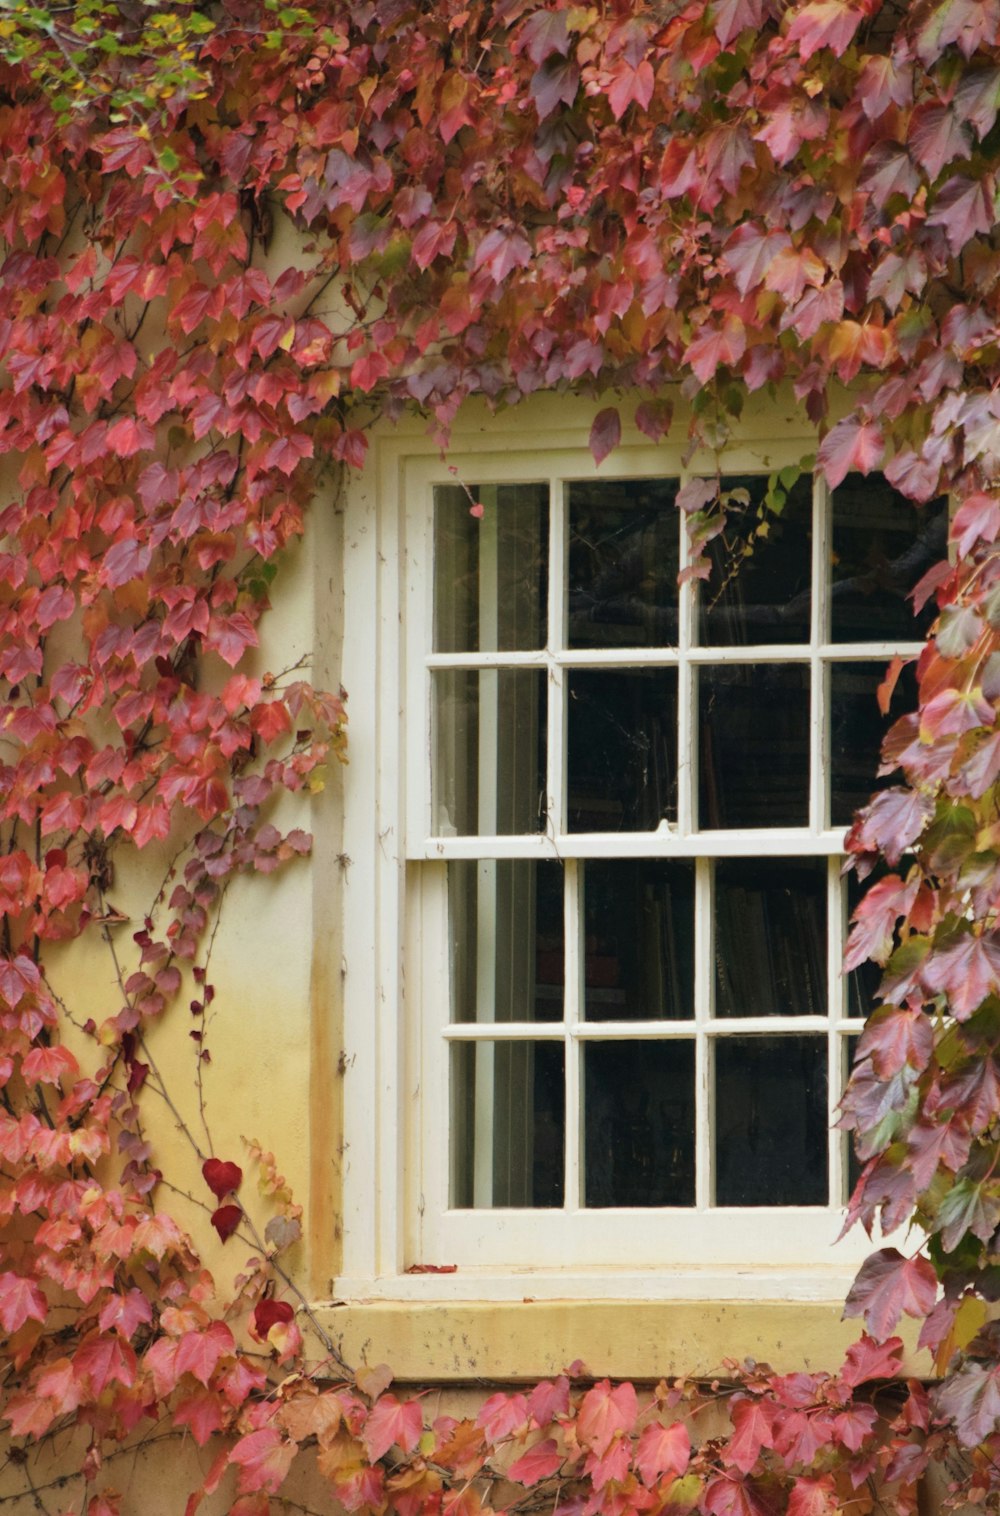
451,1041,564,1207
567,669,678,831
845,1033,862,1199
567,478,680,648
831,477,947,643
830,659,918,825
432,669,545,834
714,1036,828,1205
583,861,694,1020
434,483,548,652
714,858,826,1018
583,1040,695,1206
699,475,812,646
698,664,809,827
449,860,563,1023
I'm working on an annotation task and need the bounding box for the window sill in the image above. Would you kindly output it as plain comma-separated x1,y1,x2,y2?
319,1286,925,1382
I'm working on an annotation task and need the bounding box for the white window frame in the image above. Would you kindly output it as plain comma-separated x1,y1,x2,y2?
336,405,917,1303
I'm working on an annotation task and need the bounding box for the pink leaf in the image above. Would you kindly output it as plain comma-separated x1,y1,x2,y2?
577,1380,637,1456
508,1438,563,1486
817,417,884,489
363,1393,423,1460
636,1420,691,1485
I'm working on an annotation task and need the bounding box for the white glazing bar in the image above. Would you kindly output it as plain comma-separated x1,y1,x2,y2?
422,830,852,860
548,478,566,836
564,859,582,1211
703,1016,830,1035
444,1023,566,1040
694,856,713,1210
677,473,696,836
818,641,925,660
827,856,846,1206
427,651,546,669
474,492,500,1206
809,473,829,834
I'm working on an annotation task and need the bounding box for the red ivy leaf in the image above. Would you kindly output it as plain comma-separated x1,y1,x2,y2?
202,1158,243,1199
211,1204,242,1243
363,1393,423,1460
577,1380,637,1456
635,1420,691,1485
843,1248,938,1339
588,407,621,467
253,1298,294,1337
507,1438,563,1486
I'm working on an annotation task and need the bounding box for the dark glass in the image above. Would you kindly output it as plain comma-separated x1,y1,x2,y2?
582,861,694,1020
698,664,810,828
714,1036,828,1205
700,475,813,646
434,483,548,652
831,477,947,643
449,861,564,1023
451,1041,564,1207
845,1033,862,1198
567,478,680,648
583,1040,695,1206
714,858,826,1018
567,669,678,831
432,669,545,835
830,660,918,825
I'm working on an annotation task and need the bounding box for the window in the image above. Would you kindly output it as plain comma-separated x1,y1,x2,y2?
338,415,944,1293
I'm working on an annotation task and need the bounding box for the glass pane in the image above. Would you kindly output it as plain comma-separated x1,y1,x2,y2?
449,860,564,1023
698,664,809,828
583,1040,695,1206
583,861,694,1020
830,660,918,826
567,669,678,831
831,477,947,643
434,483,548,652
451,1040,564,1208
845,1033,862,1198
714,1036,828,1205
699,475,812,646
433,669,545,834
567,478,680,648
714,858,826,1018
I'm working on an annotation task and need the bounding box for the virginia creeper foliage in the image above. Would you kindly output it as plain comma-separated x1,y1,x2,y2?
4,0,1000,1510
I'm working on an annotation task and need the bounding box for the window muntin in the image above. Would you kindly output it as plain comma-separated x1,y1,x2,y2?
410,458,941,1269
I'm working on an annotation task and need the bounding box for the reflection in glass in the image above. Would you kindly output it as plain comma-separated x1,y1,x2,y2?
434,483,548,652
567,478,680,648
449,860,564,1023
830,660,917,825
714,858,826,1018
452,1041,564,1207
583,861,694,1020
584,1041,695,1206
433,669,545,835
567,669,678,831
700,476,812,646
715,1036,827,1205
831,477,947,642
699,664,809,828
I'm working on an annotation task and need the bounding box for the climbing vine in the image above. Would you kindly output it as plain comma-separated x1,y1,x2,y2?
3,0,1000,1510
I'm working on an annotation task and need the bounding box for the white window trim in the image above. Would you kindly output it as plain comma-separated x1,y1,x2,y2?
336,401,910,1303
